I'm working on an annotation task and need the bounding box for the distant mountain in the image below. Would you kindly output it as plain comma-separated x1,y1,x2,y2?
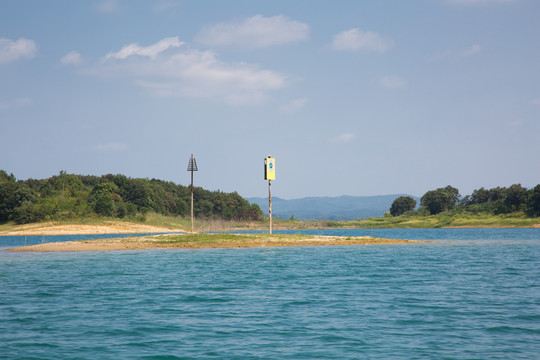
247,194,419,221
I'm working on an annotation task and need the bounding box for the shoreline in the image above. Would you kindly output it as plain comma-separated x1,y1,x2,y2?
7,234,425,252
2,222,538,238
0,222,185,237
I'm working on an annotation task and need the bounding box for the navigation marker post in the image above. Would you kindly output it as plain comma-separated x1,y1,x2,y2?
187,154,198,233
264,156,275,234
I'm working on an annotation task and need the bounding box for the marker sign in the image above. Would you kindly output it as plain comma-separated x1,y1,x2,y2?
265,158,275,180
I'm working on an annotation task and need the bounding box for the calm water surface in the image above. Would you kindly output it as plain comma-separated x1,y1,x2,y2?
1,229,539,359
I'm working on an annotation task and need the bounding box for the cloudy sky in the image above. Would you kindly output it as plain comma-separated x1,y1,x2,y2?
1,0,539,199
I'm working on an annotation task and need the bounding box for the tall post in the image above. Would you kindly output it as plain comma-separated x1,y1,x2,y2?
187,154,198,233
268,179,272,234
191,168,194,233
264,155,275,235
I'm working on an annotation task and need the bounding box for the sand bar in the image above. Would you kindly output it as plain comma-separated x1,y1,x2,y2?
8,233,424,252
0,221,185,236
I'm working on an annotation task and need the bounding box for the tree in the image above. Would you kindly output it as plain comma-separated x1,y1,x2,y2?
489,187,506,202
94,195,115,216
470,187,490,204
390,196,416,216
0,170,16,183
0,171,265,224
504,184,527,213
526,185,540,217
0,182,20,222
444,185,460,206
420,186,460,215
123,179,150,210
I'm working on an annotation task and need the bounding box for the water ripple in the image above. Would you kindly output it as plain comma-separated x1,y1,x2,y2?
1,230,540,359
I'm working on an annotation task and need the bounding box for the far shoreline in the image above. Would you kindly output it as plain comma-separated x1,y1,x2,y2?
1,220,539,238
0,222,540,237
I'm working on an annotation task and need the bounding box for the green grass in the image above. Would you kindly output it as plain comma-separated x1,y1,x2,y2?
0,222,19,232
326,212,540,228
148,233,309,247
152,233,257,244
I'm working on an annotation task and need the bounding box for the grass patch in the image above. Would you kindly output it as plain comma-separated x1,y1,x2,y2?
326,213,540,228
150,233,308,245
153,233,259,244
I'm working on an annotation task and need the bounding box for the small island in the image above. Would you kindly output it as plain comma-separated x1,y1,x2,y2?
8,233,423,252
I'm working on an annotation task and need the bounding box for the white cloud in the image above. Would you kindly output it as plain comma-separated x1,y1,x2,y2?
330,133,357,143
104,37,183,60
96,0,119,13
195,14,309,48
94,37,287,106
0,37,37,64
462,44,481,57
280,98,307,114
378,75,406,89
94,142,128,152
61,51,82,65
0,98,32,110
332,29,392,53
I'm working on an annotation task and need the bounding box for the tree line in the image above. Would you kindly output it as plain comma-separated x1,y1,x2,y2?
390,184,540,217
0,170,263,224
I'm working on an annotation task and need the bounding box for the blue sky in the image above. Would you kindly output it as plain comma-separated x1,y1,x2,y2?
1,0,539,199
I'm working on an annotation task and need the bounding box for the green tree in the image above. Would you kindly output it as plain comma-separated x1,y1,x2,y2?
0,182,20,222
504,184,527,213
526,185,540,217
420,186,460,215
54,171,84,198
94,195,115,216
390,196,417,216
89,182,119,200
123,179,150,210
470,187,490,204
444,185,460,206
89,183,120,217
0,170,16,183
489,187,506,202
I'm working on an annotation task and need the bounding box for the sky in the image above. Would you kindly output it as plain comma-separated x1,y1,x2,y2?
1,0,539,199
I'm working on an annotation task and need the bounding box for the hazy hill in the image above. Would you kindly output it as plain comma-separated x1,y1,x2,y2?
247,194,419,221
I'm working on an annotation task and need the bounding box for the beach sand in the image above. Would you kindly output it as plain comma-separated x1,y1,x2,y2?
0,221,185,236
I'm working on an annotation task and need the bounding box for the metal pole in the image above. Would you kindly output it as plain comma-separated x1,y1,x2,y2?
269,179,272,234
187,153,198,233
191,168,194,233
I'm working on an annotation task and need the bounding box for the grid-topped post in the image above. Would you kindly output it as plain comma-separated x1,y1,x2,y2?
187,154,198,232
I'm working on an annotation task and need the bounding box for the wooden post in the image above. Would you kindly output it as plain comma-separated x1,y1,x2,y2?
187,154,198,233
269,179,272,234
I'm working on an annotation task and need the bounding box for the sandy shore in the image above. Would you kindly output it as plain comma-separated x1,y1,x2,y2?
0,221,185,236
8,233,423,252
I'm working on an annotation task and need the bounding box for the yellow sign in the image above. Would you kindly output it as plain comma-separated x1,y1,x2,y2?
265,157,275,180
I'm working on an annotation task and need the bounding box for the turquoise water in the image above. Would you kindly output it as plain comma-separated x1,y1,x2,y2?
0,233,167,250
1,229,539,359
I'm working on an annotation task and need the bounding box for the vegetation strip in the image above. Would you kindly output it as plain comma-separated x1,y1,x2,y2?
325,213,540,229
7,233,424,252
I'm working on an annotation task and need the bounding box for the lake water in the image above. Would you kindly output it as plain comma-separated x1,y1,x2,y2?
1,229,539,359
